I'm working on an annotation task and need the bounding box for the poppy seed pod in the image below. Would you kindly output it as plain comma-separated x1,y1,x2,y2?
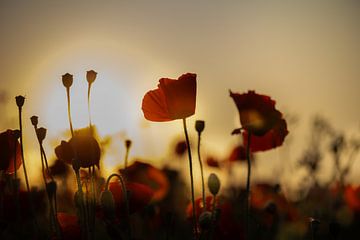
198,211,212,230
195,120,205,134
62,73,73,88
30,116,38,127
36,127,47,143
208,173,220,196
100,190,116,219
15,95,25,108
86,70,97,84
125,139,132,149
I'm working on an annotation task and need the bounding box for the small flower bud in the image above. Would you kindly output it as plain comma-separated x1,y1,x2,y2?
30,115,39,127
36,127,47,143
62,73,73,88
198,211,212,230
46,180,57,200
208,173,220,196
195,120,205,134
100,190,116,219
15,95,25,108
125,139,132,149
86,70,97,84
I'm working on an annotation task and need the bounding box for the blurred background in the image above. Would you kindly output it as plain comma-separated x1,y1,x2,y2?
0,0,359,192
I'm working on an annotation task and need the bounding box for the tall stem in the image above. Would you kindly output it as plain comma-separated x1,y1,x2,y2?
182,118,198,239
245,132,252,239
66,87,74,136
197,133,206,210
18,108,30,193
124,147,130,170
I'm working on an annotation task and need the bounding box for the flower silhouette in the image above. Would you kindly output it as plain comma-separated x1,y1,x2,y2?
230,90,288,152
142,73,196,121
0,129,22,174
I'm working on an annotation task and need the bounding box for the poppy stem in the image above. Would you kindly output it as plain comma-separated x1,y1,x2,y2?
124,145,130,171
66,87,74,136
197,132,206,211
182,118,198,240
105,173,131,240
87,82,92,128
13,137,20,221
245,132,252,239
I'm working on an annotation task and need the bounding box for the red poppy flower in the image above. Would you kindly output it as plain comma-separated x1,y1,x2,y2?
142,73,197,121
0,129,22,174
109,181,154,215
230,90,288,152
344,185,360,211
55,129,101,168
121,161,170,202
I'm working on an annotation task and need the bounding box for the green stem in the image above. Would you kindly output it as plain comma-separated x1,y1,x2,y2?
182,118,198,240
245,132,252,239
105,173,131,240
197,133,206,211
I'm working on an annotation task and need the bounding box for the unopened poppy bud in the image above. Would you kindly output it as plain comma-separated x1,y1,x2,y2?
62,73,73,88
100,190,116,219
13,130,21,139
199,211,212,230
15,95,25,108
36,127,47,143
195,120,205,134
208,173,220,196
86,70,97,84
30,115,38,127
46,180,57,200
125,139,132,149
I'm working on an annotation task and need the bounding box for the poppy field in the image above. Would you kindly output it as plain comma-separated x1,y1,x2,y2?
0,71,359,240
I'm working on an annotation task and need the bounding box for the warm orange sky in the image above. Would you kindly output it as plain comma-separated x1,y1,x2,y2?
1,1,359,189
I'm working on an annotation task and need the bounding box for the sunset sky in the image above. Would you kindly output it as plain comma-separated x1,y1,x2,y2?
1,1,359,188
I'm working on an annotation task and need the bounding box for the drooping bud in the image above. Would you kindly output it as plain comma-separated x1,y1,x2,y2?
198,211,212,230
86,70,97,84
208,173,220,196
62,73,73,88
100,190,116,219
36,127,47,143
125,139,132,149
15,95,25,108
30,115,39,127
195,120,205,134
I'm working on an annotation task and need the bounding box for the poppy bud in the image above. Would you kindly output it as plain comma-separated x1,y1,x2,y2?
30,115,38,127
195,120,205,134
198,211,212,230
208,173,220,196
13,130,21,139
62,73,73,88
100,190,116,219
15,95,25,108
36,127,47,143
86,70,97,84
125,139,132,149
46,180,57,200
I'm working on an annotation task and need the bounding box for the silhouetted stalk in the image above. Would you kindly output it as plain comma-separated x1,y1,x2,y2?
124,145,130,170
105,173,131,240
88,82,93,127
13,138,20,220
17,101,38,237
66,88,74,136
245,132,252,239
197,132,206,211
182,118,198,239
